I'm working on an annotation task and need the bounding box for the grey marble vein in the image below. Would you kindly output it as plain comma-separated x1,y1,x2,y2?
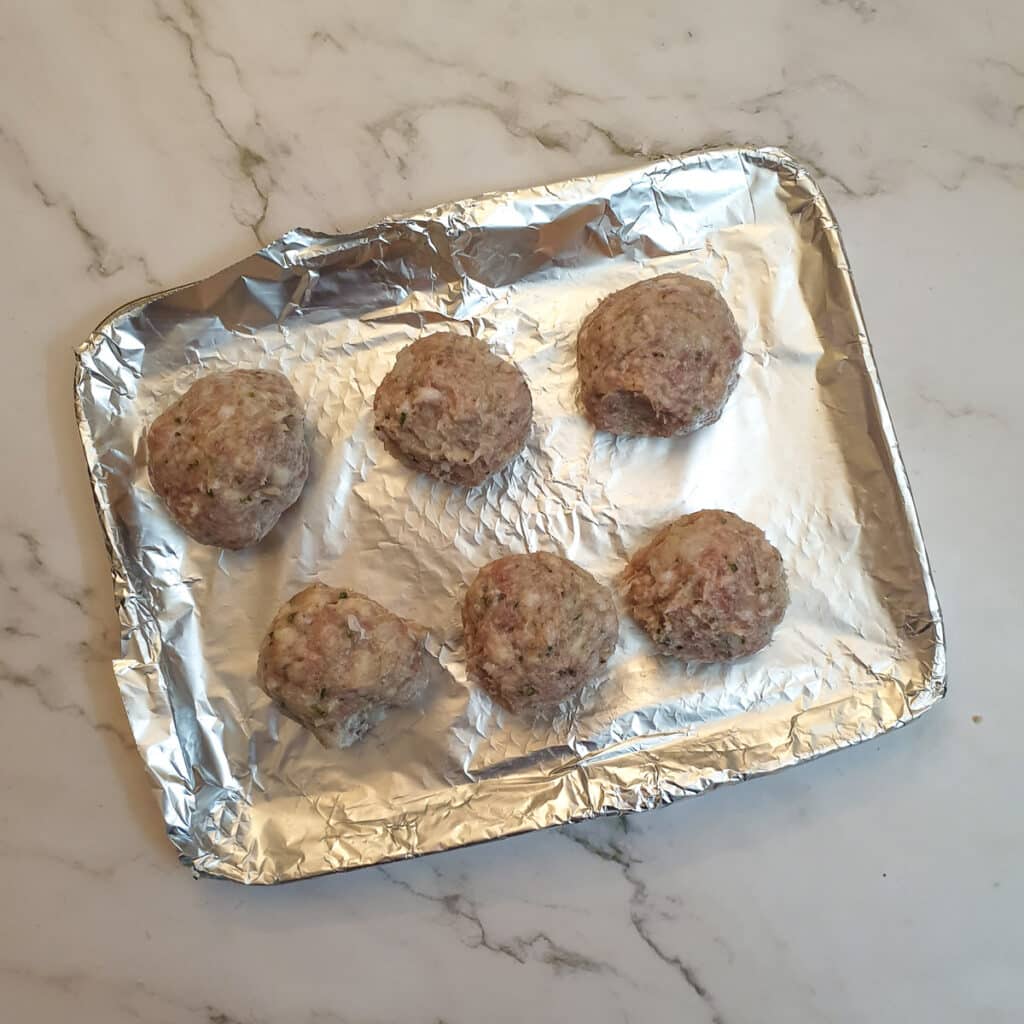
1,527,129,749
563,820,725,1023
365,97,654,183
819,0,878,22
0,655,133,751
6,529,93,615
0,839,120,881
0,125,157,286
152,0,273,243
377,864,612,975
915,392,1010,427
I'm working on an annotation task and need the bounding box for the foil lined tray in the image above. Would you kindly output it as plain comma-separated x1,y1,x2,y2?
75,146,945,884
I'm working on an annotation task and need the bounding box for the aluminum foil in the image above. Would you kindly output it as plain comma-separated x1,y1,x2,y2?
75,146,946,884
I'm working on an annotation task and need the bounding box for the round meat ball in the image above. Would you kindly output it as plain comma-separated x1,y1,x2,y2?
258,583,426,749
624,510,788,662
462,552,618,712
577,273,743,436
147,369,309,549
373,333,533,486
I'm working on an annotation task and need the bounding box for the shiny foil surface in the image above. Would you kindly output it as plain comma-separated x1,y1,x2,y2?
75,147,946,884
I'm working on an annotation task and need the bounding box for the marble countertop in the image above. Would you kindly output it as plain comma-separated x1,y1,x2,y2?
2,2,1022,1022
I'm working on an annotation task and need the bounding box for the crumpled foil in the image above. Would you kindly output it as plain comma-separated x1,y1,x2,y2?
75,146,946,884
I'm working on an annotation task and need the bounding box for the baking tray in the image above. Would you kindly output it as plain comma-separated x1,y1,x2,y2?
75,146,946,883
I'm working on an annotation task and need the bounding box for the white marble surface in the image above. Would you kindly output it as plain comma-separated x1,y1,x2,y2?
1,1,1021,1021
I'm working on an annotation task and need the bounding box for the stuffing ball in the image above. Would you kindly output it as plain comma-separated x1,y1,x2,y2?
147,369,309,549
577,274,743,436
462,552,618,712
258,583,426,749
624,510,788,661
373,333,533,486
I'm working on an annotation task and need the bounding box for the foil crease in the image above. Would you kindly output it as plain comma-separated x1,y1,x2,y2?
75,147,946,884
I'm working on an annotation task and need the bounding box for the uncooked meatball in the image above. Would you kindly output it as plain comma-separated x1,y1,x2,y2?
147,369,309,549
624,510,788,662
577,274,743,436
373,333,533,486
257,583,426,749
462,552,618,712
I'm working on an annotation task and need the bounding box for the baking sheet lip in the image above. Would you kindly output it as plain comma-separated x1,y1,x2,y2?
191,654,947,886
75,335,202,859
788,153,948,693
74,142,947,883
190,679,946,886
